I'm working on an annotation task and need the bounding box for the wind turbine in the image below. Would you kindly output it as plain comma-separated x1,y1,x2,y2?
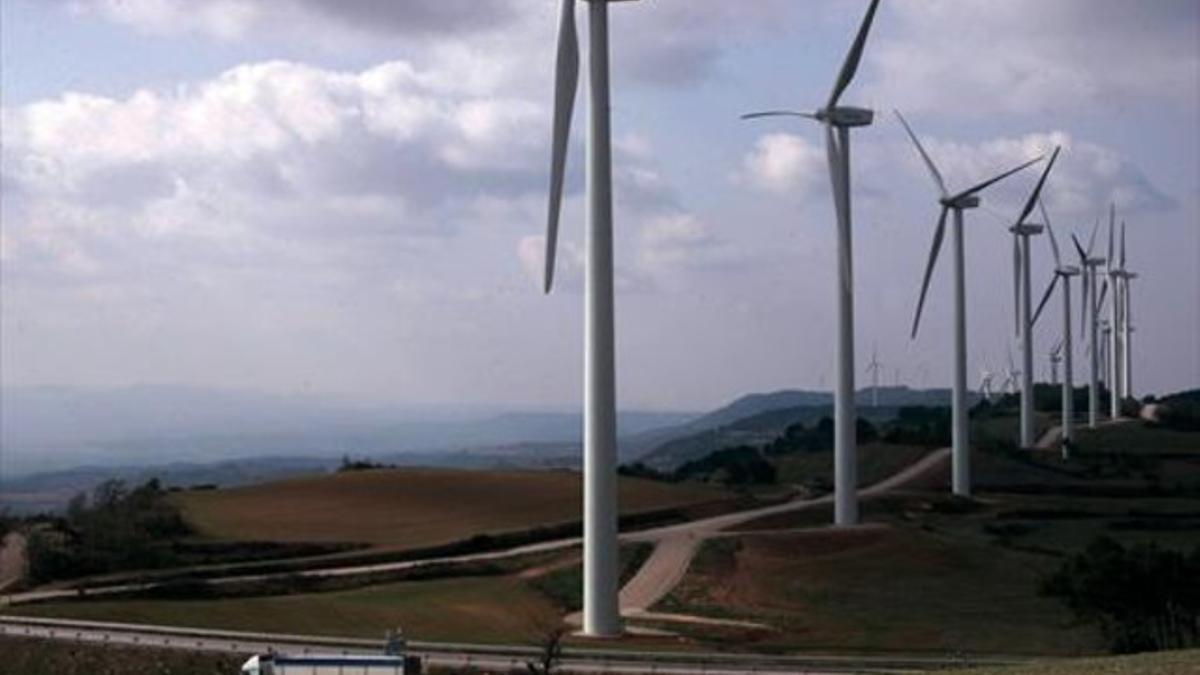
898,111,1042,496
1008,146,1062,448
1100,319,1112,394
742,0,881,526
542,0,641,638
1103,212,1124,418
1071,217,1105,429
1031,201,1080,452
866,347,883,407
979,366,996,402
1002,348,1020,396
1118,224,1138,399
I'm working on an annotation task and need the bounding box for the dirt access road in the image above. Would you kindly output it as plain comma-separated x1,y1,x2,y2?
0,533,27,594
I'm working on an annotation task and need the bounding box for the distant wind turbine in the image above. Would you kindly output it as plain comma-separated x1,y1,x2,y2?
1103,212,1124,418
743,0,882,526
1049,340,1063,385
979,367,996,402
1071,217,1106,429
541,0,643,638
1031,201,1080,453
1117,223,1138,400
866,347,883,407
1002,348,1020,395
1008,146,1062,448
899,110,1042,496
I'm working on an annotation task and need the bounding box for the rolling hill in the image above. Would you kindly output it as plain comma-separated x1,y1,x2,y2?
634,386,970,470
174,467,729,550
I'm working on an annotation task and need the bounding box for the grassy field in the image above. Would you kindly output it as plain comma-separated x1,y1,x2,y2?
774,443,933,489
0,635,243,675
175,468,728,550
13,573,563,644
942,649,1200,674
660,525,1096,656
663,422,1200,656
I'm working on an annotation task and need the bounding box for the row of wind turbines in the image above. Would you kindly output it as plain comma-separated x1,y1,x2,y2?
539,0,1141,637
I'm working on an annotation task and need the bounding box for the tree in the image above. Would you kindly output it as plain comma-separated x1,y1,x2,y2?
1041,537,1200,653
526,628,564,675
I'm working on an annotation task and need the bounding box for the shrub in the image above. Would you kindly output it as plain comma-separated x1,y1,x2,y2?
26,478,190,583
1155,393,1200,432
1041,537,1200,653
673,446,777,486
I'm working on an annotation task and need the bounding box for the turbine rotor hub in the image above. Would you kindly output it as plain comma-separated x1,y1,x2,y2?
822,106,874,127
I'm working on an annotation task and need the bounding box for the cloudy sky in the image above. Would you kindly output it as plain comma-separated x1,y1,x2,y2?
2,0,1197,412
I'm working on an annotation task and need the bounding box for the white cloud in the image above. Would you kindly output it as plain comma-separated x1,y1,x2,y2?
0,58,556,287
869,0,1200,115
890,130,1174,217
740,133,826,195
636,213,734,273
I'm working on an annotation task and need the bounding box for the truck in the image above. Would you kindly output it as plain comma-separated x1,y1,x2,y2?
239,653,418,675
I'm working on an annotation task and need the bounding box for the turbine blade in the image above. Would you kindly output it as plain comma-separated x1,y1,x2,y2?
544,0,579,294
1106,207,1115,271
952,155,1043,202
827,0,882,109
1071,233,1087,264
1015,146,1061,227
741,110,818,120
1032,274,1059,327
893,109,947,197
910,207,949,339
1098,278,1108,311
1039,199,1062,268
1120,221,1127,269
1087,210,1102,255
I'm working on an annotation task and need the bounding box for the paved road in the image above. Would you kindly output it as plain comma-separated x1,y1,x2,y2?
0,615,1024,674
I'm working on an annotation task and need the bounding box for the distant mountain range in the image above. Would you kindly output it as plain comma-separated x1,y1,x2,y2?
0,384,965,512
632,386,970,470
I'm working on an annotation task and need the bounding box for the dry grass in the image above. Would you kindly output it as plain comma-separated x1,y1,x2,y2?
14,574,562,644
662,525,1099,656
175,468,727,550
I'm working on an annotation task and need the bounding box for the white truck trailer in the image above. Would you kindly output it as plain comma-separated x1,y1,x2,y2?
240,653,415,675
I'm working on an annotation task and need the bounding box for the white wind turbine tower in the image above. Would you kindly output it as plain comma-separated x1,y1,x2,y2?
866,347,883,407
742,0,882,526
1117,224,1138,400
1008,147,1062,449
1100,319,1112,392
1071,220,1105,429
1103,211,1124,418
1031,201,1080,452
898,111,1042,496
1049,341,1063,385
542,0,641,637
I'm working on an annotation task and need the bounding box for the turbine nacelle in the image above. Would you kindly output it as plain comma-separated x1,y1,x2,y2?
1010,223,1044,236
817,106,875,128
1056,265,1082,276
940,194,981,210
